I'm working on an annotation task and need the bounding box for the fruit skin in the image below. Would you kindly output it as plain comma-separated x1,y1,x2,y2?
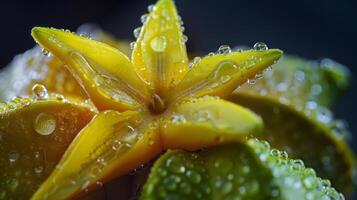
228,55,356,195
141,139,346,200
0,97,95,200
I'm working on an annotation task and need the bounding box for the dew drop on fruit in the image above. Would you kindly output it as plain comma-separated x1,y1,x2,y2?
179,182,192,195
181,34,188,43
171,114,187,124
247,79,256,85
141,14,149,23
130,42,136,50
253,42,268,51
32,84,48,100
150,35,167,52
217,45,231,54
221,181,233,194
7,179,19,191
9,151,19,163
133,27,142,38
147,4,155,12
186,170,201,184
33,113,56,136
34,165,44,174
166,157,186,174
41,48,51,57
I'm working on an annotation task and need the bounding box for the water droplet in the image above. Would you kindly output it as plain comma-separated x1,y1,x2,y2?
321,179,331,187
147,4,155,12
261,140,270,149
255,73,263,80
34,165,44,174
141,14,149,23
303,176,315,189
208,52,215,56
270,149,280,157
253,42,268,51
179,182,192,195
220,75,231,83
280,151,288,159
311,84,322,96
213,157,233,174
291,159,305,171
150,35,167,52
9,151,19,163
166,157,186,174
316,106,332,124
331,120,348,139
186,170,201,184
217,45,231,54
41,48,51,57
221,182,233,194
171,114,186,124
81,180,90,190
96,181,103,188
33,113,56,136
164,175,181,191
133,27,142,38
277,82,288,92
295,70,305,81
238,186,247,195
209,60,238,87
7,179,19,191
54,94,65,101
32,84,48,100
247,79,256,85
181,34,188,43
306,101,317,110
130,42,136,50
193,56,201,63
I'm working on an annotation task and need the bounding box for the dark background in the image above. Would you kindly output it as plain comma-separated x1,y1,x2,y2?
0,0,356,173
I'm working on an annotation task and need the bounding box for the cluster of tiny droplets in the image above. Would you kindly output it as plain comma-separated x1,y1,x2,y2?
129,4,187,51
0,83,96,199
54,114,149,194
0,46,51,101
142,139,346,200
249,139,345,200
189,41,268,70
238,56,351,141
142,152,211,199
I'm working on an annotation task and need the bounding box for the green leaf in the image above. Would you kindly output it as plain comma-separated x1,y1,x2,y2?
228,55,355,195
140,140,345,200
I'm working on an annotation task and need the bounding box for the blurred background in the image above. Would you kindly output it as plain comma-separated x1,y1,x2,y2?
0,0,356,153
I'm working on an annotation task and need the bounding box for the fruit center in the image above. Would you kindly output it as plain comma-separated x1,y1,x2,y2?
149,94,166,114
